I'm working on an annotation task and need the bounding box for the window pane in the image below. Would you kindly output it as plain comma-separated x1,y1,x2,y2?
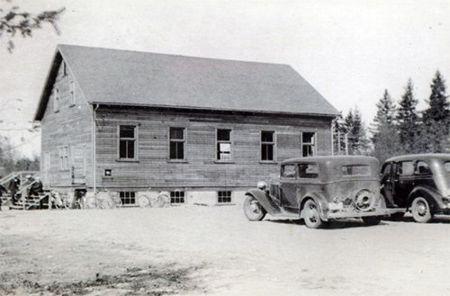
217,129,231,141
298,163,319,178
119,140,127,158
416,161,431,175
282,164,296,178
170,142,184,159
302,132,315,144
261,144,274,161
342,165,370,176
170,142,177,159
120,125,135,138
170,127,184,140
261,131,273,142
303,145,314,157
127,140,135,159
399,161,414,176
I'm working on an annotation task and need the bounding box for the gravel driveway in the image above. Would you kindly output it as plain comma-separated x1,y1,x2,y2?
1,206,450,295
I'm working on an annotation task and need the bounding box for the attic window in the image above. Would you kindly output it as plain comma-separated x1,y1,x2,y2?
69,80,76,106
52,88,60,112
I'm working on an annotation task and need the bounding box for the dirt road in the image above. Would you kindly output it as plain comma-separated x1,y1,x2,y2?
1,206,450,295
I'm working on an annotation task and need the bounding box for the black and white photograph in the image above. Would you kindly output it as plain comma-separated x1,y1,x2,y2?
1,1,450,295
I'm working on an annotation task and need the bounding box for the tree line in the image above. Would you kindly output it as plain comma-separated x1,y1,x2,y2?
334,71,449,162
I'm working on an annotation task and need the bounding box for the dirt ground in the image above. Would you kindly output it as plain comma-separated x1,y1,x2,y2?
1,205,450,296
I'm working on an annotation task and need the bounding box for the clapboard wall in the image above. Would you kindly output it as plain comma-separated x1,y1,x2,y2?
95,106,333,191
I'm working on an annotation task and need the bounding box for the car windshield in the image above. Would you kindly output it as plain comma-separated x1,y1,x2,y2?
341,165,371,176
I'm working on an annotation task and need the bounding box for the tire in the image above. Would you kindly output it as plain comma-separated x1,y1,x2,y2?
362,216,382,226
411,197,433,223
302,199,323,229
243,195,266,221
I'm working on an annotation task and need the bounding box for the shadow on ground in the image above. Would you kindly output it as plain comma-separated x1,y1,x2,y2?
0,264,207,296
265,218,388,229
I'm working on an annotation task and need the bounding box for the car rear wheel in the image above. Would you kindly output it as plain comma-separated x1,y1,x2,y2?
411,197,432,223
362,216,382,226
302,200,323,229
243,195,266,221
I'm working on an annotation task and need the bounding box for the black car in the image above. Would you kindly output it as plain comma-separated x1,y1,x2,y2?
381,154,450,222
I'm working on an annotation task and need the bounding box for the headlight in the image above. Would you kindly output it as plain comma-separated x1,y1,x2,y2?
257,181,268,190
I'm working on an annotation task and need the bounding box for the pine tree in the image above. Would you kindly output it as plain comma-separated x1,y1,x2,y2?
422,71,450,152
344,108,369,155
396,79,419,153
371,90,400,162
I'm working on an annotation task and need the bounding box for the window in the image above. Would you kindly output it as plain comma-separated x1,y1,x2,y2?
58,145,70,170
382,163,392,176
261,131,275,161
169,127,185,160
53,88,59,112
298,163,319,178
415,161,431,175
216,129,232,161
119,191,135,205
444,161,450,173
342,165,370,176
397,161,414,176
69,80,76,106
62,62,68,76
119,125,137,160
281,164,297,178
170,191,185,204
218,191,232,203
302,132,315,157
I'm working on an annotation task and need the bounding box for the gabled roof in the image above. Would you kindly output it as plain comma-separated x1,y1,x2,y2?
34,44,339,121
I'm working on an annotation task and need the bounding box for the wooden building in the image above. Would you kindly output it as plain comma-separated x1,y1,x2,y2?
34,45,338,205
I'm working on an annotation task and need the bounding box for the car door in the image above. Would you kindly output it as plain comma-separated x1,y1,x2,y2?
280,164,298,209
381,162,395,206
393,160,415,207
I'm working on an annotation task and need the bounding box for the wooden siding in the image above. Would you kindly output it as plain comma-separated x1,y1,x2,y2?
95,107,333,190
40,61,93,188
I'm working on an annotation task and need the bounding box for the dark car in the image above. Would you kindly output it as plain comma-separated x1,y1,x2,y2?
243,156,401,228
381,153,450,223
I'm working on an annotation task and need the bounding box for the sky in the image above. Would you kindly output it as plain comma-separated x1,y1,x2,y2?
1,0,449,157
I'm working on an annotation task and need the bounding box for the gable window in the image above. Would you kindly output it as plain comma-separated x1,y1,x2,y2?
59,145,70,170
261,131,275,161
119,125,137,160
169,127,185,160
69,80,76,106
53,88,60,112
217,129,232,161
170,191,185,204
218,191,232,203
119,191,136,205
302,132,316,157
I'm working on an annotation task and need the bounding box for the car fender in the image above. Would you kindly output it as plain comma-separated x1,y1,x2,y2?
298,192,329,221
408,186,444,211
245,189,282,215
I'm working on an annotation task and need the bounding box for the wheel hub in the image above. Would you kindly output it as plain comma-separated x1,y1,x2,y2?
417,202,427,216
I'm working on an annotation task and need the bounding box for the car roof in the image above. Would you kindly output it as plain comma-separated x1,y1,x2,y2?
385,153,450,163
281,155,379,165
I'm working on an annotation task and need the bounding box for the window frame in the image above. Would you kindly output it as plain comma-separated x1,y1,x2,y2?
415,160,432,176
58,145,70,171
396,161,415,176
301,132,316,157
52,88,60,113
119,191,136,206
69,80,76,106
217,191,232,204
170,191,185,204
216,128,233,162
260,130,276,162
117,124,139,161
298,162,319,179
168,127,187,161
281,164,297,179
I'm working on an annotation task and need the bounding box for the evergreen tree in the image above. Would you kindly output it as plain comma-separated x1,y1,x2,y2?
422,71,450,152
371,90,400,162
396,79,419,153
344,108,369,155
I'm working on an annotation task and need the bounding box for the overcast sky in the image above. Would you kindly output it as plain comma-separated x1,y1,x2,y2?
1,0,449,157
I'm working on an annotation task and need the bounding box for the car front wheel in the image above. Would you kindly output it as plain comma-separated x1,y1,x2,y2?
302,200,323,229
411,197,433,223
243,195,266,221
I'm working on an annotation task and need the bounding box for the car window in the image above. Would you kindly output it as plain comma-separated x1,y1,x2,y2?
298,163,319,178
342,165,371,176
444,161,450,172
382,163,391,176
397,161,414,176
281,164,297,178
415,161,432,175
